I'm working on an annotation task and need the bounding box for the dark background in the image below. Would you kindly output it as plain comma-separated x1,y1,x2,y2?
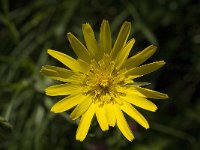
0,0,200,149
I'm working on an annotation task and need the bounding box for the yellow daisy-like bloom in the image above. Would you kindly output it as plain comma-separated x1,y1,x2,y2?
41,20,168,142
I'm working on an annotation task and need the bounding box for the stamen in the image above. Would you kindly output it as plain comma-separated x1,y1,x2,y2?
82,54,127,106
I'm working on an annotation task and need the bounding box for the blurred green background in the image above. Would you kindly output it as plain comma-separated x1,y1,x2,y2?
0,0,200,149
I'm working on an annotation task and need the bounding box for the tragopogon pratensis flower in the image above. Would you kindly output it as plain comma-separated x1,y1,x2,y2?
41,20,168,141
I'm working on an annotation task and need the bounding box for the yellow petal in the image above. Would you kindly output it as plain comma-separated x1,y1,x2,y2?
96,105,109,131
45,83,81,96
47,49,84,72
104,103,116,127
125,87,146,97
115,38,135,70
111,21,131,59
82,23,100,58
50,94,85,113
41,65,74,82
66,73,86,84
67,32,91,62
124,45,157,69
135,86,169,99
126,61,166,78
77,59,90,73
123,91,158,112
120,102,149,129
76,103,96,141
114,105,134,141
70,97,92,120
100,20,112,53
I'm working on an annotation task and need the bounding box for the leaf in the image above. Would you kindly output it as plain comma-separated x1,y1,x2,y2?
0,116,12,142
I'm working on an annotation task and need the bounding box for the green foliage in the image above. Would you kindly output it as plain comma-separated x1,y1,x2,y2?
0,0,200,149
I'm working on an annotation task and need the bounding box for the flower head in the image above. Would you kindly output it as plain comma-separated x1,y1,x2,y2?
41,20,168,141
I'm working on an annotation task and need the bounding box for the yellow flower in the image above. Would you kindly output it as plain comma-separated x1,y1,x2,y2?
41,20,168,142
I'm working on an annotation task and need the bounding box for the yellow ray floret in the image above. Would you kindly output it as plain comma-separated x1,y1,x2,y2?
41,19,168,142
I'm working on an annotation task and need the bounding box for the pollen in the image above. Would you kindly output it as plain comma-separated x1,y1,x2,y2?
82,54,126,106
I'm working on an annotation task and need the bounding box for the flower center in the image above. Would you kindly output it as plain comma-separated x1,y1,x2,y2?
82,54,127,106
